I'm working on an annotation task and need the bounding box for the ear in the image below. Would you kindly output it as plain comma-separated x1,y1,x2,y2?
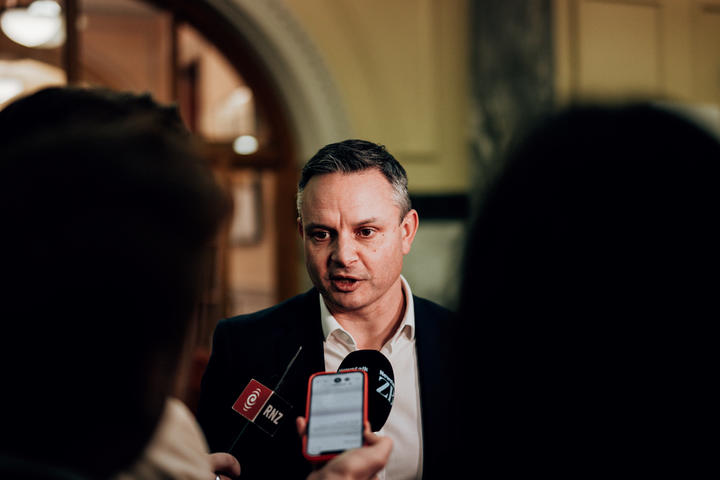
297,216,304,239
400,209,419,255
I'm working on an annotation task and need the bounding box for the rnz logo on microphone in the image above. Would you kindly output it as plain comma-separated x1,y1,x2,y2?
376,369,394,404
243,388,263,413
232,378,291,437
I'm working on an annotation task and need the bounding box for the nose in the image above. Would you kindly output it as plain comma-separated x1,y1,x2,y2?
330,234,358,266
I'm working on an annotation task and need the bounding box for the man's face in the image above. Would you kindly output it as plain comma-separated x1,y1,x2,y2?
298,169,418,316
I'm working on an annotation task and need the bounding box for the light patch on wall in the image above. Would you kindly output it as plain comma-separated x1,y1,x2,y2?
229,175,263,245
0,77,23,105
402,220,466,310
0,59,65,109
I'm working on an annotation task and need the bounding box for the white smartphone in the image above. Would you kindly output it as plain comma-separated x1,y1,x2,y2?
302,370,368,462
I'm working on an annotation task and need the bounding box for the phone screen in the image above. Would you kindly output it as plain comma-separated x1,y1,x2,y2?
306,371,365,456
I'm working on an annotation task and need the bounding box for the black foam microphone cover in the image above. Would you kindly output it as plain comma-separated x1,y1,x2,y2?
338,350,395,431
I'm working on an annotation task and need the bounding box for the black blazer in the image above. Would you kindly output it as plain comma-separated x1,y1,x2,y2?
197,288,455,479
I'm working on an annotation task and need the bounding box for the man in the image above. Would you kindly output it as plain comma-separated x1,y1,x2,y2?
198,139,455,479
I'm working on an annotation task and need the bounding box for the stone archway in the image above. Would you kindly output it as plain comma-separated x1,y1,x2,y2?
146,0,351,296
149,0,350,160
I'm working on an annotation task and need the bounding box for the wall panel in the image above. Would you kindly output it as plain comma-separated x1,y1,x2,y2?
576,0,662,96
692,2,720,105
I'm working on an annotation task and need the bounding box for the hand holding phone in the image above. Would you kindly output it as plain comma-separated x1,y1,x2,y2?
302,370,368,462
299,420,393,480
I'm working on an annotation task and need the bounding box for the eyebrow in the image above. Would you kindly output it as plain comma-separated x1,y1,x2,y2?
303,218,380,232
304,222,331,233
354,218,379,226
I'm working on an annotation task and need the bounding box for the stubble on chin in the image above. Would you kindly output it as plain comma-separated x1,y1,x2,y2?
319,284,362,316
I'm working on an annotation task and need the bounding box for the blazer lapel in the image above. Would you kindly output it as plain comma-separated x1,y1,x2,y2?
413,296,453,479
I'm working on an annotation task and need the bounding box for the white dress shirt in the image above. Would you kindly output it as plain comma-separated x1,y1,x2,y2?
320,276,423,480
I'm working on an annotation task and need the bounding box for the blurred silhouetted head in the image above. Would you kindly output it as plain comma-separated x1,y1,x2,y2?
0,87,229,478
461,102,720,320
456,103,719,475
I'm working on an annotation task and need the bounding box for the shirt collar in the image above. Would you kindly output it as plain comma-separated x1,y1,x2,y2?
320,275,416,345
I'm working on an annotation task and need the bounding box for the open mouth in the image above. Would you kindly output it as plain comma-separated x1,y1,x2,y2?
330,276,361,291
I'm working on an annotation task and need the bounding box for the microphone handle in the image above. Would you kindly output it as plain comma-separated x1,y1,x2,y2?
228,422,250,453
274,346,303,391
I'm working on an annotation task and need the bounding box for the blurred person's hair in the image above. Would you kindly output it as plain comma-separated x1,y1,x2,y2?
455,102,719,475
0,87,229,478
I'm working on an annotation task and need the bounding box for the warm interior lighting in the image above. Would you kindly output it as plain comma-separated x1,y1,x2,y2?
1,0,65,49
0,77,23,104
0,58,65,108
229,86,252,106
233,135,259,155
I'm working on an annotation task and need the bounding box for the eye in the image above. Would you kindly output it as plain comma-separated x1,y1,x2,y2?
358,228,375,238
309,230,330,241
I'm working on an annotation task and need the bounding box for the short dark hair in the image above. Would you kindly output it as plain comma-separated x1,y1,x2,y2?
0,87,229,477
296,139,411,219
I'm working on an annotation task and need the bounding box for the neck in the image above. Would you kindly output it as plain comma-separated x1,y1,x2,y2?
329,280,407,350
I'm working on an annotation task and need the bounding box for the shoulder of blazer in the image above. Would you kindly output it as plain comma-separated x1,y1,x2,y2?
216,288,320,338
210,288,325,387
413,295,455,325
413,295,455,363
